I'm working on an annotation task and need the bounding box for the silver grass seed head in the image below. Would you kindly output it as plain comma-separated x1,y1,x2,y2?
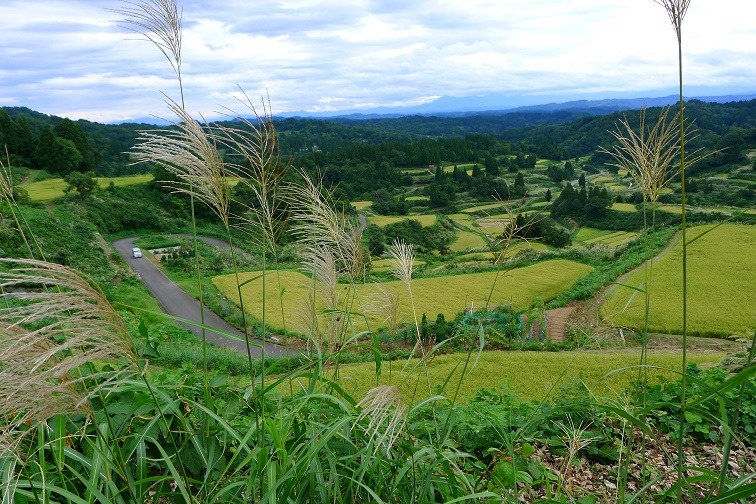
131,99,231,225
355,385,407,453
0,260,137,434
388,239,414,287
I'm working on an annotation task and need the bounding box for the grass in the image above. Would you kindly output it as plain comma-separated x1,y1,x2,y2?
327,350,727,404
213,259,593,333
368,214,437,227
449,230,487,251
21,173,154,201
602,224,756,336
405,195,429,201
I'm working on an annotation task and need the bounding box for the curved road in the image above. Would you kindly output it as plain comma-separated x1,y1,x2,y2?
113,237,289,358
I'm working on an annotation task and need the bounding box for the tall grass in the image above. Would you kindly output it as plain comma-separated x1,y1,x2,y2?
1,1,754,502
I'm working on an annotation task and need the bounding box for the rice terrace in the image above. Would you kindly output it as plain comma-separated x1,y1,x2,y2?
1,0,756,502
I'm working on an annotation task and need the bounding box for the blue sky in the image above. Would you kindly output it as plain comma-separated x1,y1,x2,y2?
1,0,754,123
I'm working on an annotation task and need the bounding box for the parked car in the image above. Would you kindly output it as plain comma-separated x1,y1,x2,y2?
132,247,143,258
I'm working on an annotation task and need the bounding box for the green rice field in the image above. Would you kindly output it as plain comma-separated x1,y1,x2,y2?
575,228,639,248
611,203,638,212
21,174,154,201
213,259,593,333
449,230,487,251
602,224,756,336
461,202,506,214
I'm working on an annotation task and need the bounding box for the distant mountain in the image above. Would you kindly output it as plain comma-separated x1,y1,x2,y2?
281,91,756,120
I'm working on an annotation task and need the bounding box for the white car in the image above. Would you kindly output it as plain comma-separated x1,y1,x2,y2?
132,247,143,258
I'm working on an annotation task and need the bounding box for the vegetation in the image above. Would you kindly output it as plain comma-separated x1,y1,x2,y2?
0,0,755,501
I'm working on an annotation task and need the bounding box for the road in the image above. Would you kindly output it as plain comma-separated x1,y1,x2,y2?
112,237,290,358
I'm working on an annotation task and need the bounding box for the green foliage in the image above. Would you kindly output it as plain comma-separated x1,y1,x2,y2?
643,364,756,445
63,171,99,196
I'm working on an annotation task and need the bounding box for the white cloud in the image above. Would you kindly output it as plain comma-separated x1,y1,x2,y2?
1,0,754,122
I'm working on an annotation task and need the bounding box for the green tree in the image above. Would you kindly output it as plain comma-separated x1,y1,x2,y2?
578,173,586,189
55,118,97,171
64,171,99,196
363,224,386,256
13,116,36,162
484,154,500,176
513,172,525,197
545,188,552,202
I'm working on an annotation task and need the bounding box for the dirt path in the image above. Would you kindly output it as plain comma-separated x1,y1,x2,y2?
545,306,575,342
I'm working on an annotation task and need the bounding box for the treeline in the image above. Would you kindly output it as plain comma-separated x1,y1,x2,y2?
4,98,756,180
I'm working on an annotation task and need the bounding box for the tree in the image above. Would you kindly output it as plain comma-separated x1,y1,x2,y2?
484,154,500,176
578,173,586,189
55,118,97,172
363,224,386,256
545,188,552,202
64,171,99,196
513,172,525,197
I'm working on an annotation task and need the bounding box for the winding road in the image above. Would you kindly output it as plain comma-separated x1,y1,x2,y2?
113,237,290,358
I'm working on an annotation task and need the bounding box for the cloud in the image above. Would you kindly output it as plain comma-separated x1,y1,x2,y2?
1,0,754,122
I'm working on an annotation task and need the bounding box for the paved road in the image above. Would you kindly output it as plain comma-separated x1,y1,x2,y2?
113,237,290,358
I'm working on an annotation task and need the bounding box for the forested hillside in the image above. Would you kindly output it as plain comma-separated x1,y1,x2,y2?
2,99,756,186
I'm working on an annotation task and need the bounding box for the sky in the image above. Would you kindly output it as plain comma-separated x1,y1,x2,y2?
1,0,754,123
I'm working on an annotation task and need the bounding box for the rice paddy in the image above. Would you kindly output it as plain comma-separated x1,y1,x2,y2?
368,214,437,227
351,200,373,210
213,259,593,333
602,224,756,336
21,173,154,201
327,350,727,403
461,202,507,214
575,228,639,248
449,230,487,251
611,202,638,212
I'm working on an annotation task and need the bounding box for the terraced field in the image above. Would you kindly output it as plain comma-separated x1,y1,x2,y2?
602,224,756,336
213,259,593,333
368,214,437,227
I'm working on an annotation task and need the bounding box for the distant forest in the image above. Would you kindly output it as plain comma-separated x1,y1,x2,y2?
2,99,756,183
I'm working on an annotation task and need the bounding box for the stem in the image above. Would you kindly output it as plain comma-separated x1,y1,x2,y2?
676,26,689,491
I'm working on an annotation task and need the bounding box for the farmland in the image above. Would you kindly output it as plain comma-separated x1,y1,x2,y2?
602,224,756,336
212,259,594,333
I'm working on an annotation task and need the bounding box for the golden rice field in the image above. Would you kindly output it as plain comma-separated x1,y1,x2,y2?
368,214,437,227
21,173,154,201
288,350,726,404
602,224,756,337
213,259,593,333
351,200,373,210
370,257,426,272
449,230,487,251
